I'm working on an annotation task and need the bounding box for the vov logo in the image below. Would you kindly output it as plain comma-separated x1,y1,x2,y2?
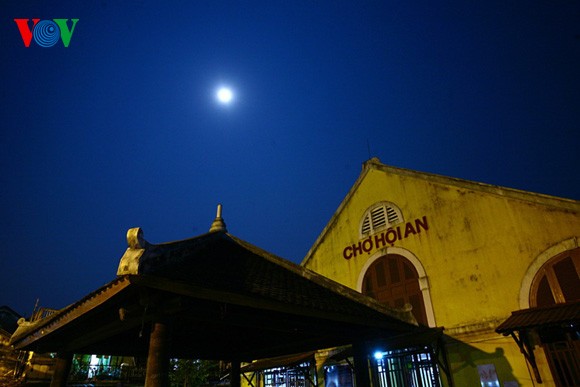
14,19,79,48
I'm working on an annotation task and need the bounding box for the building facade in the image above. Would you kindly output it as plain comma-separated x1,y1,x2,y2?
301,158,579,387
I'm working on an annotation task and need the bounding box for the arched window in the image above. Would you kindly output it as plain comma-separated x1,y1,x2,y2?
362,254,428,325
529,247,580,386
530,247,580,307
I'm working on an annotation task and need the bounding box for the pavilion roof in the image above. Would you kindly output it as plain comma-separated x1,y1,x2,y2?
11,229,430,360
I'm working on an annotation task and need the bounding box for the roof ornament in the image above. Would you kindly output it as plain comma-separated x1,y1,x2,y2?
209,204,227,233
127,227,147,249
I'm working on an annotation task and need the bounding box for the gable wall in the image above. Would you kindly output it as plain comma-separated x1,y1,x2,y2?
302,161,580,386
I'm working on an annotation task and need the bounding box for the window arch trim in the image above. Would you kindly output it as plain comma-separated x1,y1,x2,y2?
356,246,436,327
518,237,579,309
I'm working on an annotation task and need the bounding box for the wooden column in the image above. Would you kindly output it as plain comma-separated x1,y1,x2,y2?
231,360,241,387
145,320,171,387
352,342,371,387
50,352,72,387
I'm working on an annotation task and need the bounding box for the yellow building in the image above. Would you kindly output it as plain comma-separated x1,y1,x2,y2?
301,158,579,387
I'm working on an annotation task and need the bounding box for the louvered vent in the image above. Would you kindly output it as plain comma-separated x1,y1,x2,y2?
361,216,371,234
371,207,387,229
386,206,399,224
360,202,403,237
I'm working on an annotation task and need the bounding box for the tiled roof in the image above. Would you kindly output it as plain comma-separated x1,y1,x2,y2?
496,301,580,334
128,230,417,325
11,230,431,360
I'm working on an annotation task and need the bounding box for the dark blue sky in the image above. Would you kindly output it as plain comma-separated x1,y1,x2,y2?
1,0,579,317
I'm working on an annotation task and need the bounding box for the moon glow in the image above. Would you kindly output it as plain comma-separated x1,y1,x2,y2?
216,87,234,104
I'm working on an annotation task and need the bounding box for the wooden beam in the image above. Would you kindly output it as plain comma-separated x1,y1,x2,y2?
510,331,542,384
128,275,413,332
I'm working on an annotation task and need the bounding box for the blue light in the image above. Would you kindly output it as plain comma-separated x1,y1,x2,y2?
373,351,384,360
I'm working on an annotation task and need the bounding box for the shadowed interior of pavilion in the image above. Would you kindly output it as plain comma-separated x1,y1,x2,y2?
10,206,440,386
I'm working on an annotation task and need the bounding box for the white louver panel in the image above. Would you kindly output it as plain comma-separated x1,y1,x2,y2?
361,215,372,235
360,202,404,237
370,207,387,229
386,206,399,224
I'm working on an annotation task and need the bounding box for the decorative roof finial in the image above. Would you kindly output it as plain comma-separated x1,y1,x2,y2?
209,204,227,233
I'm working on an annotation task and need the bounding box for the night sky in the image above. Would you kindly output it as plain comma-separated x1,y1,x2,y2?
1,1,579,317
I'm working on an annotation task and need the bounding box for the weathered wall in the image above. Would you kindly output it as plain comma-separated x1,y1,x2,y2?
302,159,580,386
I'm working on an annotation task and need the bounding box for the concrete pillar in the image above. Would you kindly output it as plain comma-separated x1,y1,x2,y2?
352,342,371,387
231,360,241,387
145,320,171,387
50,352,72,387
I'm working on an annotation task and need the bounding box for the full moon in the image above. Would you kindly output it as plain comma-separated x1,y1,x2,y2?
216,87,234,104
